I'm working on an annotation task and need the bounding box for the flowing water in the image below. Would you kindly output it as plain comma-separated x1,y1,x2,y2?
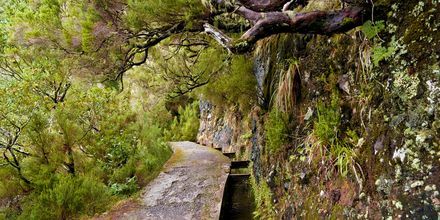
220,174,255,220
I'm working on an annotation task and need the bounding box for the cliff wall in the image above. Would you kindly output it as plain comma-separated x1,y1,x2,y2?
198,0,439,218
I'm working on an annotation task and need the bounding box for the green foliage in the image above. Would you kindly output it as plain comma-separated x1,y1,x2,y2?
330,141,355,177
265,109,289,154
0,168,24,200
314,92,341,145
371,37,398,66
125,0,208,29
0,5,176,210
149,44,228,99
250,171,276,219
110,176,138,196
19,175,112,220
80,7,100,53
361,20,385,40
240,132,253,140
201,54,257,112
133,115,172,186
361,20,397,66
0,0,251,218
165,101,200,141
10,0,100,52
0,74,172,218
313,91,356,176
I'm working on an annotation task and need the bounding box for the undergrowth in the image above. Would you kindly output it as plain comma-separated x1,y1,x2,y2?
19,175,112,220
265,108,289,154
250,167,276,220
313,91,357,177
360,20,396,67
164,101,200,141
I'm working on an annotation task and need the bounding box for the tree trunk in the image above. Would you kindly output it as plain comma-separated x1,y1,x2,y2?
3,150,31,185
64,144,75,175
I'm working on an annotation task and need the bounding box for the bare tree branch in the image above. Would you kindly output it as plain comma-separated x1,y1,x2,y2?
205,5,368,53
203,24,233,53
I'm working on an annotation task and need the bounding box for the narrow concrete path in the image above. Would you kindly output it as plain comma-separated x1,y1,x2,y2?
97,141,231,220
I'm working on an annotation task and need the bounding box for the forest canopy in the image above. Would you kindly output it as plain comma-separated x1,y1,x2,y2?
1,0,374,87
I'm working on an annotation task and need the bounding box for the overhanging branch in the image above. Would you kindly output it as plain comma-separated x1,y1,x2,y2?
203,23,233,52
237,0,292,12
205,5,368,53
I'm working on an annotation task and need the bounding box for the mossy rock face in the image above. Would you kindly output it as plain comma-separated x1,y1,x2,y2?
198,0,440,219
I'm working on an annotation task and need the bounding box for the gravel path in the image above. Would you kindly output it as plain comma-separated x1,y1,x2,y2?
96,141,230,220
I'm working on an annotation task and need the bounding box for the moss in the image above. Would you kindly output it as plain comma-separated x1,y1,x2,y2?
301,0,340,12
163,147,184,167
391,1,439,68
314,91,340,145
265,109,289,154
341,17,355,26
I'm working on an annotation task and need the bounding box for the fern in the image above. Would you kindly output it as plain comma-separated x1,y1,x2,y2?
372,37,397,66
361,20,385,40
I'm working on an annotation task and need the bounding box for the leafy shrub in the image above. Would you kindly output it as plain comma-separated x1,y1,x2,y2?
0,168,24,200
110,176,138,196
0,83,174,218
19,175,112,220
164,101,200,141
135,122,172,186
102,112,172,192
265,109,289,154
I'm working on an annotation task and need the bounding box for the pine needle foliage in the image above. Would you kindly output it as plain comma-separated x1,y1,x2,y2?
164,101,200,142
125,0,209,29
200,54,257,112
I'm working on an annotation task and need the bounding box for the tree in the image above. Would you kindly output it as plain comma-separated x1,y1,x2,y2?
3,0,375,87
122,0,374,69
0,0,375,183
0,81,35,185
204,0,371,52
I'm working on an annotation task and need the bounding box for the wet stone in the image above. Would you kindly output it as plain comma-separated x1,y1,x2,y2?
96,142,230,220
